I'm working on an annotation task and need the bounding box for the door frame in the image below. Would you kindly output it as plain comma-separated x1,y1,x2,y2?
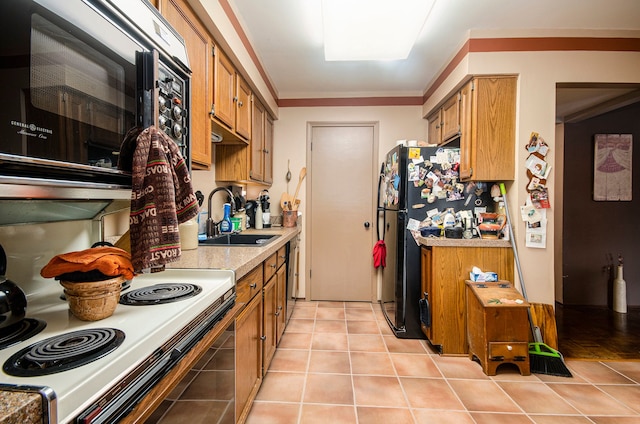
304,121,380,302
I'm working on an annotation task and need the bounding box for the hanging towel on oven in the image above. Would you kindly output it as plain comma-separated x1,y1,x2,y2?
120,126,198,272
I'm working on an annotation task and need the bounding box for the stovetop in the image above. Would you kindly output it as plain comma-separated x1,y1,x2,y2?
0,268,235,423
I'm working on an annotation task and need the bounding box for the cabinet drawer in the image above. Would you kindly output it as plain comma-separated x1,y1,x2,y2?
489,342,529,361
264,252,278,281
237,265,263,304
276,246,287,270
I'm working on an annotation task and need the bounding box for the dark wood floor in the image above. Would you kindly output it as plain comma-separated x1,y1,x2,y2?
556,303,640,360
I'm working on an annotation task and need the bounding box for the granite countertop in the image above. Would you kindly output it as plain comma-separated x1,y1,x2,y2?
418,236,511,248
0,391,41,424
167,225,301,279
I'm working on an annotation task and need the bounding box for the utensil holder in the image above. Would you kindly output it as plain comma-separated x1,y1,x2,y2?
283,210,298,228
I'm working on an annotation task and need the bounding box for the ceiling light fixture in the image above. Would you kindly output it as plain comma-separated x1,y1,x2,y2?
322,0,435,61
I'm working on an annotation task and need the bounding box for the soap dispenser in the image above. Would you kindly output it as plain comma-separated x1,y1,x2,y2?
220,203,233,233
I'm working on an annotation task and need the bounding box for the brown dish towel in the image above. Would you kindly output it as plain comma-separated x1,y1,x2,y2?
122,126,198,272
40,246,135,281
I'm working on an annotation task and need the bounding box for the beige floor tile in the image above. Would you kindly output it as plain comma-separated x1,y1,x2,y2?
413,409,476,424
497,381,580,414
529,416,594,424
255,371,306,402
432,356,490,379
356,406,415,423
295,300,318,308
345,302,374,309
568,360,637,384
377,320,395,335
346,320,381,334
269,349,309,372
314,319,347,334
470,412,536,424
345,308,377,321
549,383,637,416
350,351,396,376
353,375,408,407
598,384,640,414
391,353,442,377
400,377,465,410
286,318,315,333
383,335,428,353
246,401,300,424
603,360,640,382
308,350,351,374
304,373,354,404
291,307,317,319
588,417,640,424
311,332,349,350
300,404,357,424
316,307,346,320
278,332,313,349
317,301,345,308
348,334,387,352
447,379,520,412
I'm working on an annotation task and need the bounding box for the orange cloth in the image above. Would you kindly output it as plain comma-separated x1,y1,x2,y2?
40,246,135,280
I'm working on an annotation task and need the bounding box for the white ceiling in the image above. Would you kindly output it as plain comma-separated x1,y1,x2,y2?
228,0,640,118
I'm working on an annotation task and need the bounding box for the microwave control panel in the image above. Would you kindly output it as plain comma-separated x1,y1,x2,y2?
157,63,189,164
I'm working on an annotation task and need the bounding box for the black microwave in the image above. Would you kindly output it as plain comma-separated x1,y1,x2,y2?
0,0,191,194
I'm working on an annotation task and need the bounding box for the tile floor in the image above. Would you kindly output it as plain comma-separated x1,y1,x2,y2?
246,301,640,424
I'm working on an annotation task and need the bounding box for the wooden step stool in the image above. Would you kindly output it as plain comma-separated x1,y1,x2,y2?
465,280,530,376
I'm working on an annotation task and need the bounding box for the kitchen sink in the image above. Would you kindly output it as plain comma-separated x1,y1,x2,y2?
199,233,279,247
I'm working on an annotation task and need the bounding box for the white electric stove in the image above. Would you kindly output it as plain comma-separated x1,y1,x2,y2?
0,268,235,424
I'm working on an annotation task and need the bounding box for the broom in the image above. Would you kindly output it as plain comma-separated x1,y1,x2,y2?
499,183,572,377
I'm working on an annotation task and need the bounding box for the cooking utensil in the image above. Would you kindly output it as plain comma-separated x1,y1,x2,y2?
290,167,307,210
0,243,27,328
286,160,292,182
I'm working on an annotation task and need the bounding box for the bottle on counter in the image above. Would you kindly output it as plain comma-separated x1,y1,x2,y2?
255,202,263,229
262,200,271,228
220,203,233,233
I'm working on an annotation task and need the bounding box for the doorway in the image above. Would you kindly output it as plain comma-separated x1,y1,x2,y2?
306,122,378,301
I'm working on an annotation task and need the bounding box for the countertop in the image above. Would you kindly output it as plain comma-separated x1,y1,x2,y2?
418,236,511,248
0,224,300,424
167,225,301,278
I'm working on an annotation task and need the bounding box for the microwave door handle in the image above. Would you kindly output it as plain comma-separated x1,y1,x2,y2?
136,50,159,128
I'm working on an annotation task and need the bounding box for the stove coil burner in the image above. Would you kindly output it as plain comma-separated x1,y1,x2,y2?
0,319,46,350
119,283,202,306
3,328,125,377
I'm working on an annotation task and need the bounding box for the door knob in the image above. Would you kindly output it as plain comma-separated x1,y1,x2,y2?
364,222,370,228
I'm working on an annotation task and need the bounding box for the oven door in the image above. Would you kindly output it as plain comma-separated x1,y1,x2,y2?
0,0,142,185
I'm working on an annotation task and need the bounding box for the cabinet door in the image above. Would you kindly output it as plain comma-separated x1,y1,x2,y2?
235,293,262,420
420,247,433,341
263,115,274,184
213,48,236,130
235,75,252,140
159,0,212,168
250,99,265,182
441,94,460,143
459,81,474,180
262,277,277,375
275,264,287,344
427,110,442,145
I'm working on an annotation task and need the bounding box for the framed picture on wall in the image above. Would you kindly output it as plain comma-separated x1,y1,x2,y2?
593,133,632,201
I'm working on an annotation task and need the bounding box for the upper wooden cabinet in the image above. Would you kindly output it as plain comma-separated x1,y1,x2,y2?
428,95,461,145
427,75,516,181
158,0,212,169
458,76,517,181
215,97,273,186
212,46,251,144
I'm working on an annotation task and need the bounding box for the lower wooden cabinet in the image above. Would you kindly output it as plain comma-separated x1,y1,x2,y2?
420,245,514,355
262,277,277,374
235,291,262,422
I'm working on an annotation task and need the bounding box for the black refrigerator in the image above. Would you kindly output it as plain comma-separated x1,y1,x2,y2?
377,144,492,339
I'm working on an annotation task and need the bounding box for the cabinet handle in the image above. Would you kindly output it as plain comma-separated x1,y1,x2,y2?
238,100,243,107
269,264,277,269
274,311,280,317
279,255,286,260
260,335,266,341
278,306,283,311
250,283,257,289
263,149,270,154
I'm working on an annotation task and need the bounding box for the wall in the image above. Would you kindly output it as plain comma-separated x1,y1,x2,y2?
562,102,640,306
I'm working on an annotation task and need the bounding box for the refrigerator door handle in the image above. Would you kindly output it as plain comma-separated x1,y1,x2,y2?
376,162,385,241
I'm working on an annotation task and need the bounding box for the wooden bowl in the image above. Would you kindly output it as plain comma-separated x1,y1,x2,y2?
60,276,123,321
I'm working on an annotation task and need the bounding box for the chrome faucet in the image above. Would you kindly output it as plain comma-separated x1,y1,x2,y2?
206,187,236,238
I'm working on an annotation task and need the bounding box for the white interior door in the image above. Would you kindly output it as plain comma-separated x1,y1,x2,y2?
307,123,377,301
